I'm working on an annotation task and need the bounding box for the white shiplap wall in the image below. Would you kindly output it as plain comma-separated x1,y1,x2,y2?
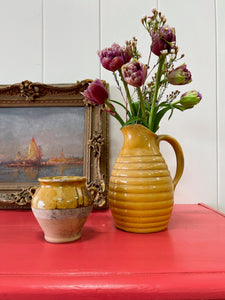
0,0,42,83
0,0,224,211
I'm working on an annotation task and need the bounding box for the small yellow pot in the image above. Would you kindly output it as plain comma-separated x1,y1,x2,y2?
31,176,93,243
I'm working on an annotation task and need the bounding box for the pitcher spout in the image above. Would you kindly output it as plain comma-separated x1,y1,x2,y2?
120,124,159,156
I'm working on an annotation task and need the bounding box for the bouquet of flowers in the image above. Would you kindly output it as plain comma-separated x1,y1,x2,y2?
82,9,202,133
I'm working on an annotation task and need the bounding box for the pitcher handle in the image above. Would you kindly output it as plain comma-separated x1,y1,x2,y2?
156,135,184,189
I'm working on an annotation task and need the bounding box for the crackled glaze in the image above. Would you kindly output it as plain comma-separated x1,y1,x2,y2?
32,176,92,209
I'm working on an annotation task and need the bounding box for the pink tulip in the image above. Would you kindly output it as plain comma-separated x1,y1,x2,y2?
122,60,147,87
81,79,108,105
151,26,176,56
98,43,131,72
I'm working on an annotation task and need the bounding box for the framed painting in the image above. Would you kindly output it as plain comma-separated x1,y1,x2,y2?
0,80,109,209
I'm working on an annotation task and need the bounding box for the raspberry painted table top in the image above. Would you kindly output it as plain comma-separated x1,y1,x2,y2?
0,204,225,299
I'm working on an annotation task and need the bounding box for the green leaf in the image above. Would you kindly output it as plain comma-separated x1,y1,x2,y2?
145,101,151,112
133,101,140,115
158,101,170,108
121,116,144,128
152,107,171,132
109,99,132,118
168,107,174,120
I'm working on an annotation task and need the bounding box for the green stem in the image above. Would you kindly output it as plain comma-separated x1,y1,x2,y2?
106,100,124,126
160,78,168,85
137,87,147,124
148,55,166,131
118,69,135,116
171,99,180,106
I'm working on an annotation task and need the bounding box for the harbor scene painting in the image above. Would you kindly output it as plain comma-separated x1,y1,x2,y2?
0,106,85,183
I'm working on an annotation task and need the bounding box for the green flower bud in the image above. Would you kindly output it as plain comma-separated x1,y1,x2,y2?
179,90,202,108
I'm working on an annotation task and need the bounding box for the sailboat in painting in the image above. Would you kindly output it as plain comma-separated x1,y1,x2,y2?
6,138,42,167
4,137,82,168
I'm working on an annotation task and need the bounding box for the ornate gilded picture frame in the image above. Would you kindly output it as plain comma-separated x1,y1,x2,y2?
0,80,109,210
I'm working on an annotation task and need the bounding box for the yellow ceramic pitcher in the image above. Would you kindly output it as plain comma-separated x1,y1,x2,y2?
109,124,184,233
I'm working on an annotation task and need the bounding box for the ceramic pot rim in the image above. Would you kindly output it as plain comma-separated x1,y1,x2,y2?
38,176,87,183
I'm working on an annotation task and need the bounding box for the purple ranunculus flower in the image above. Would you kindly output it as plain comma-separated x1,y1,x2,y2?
122,59,147,87
151,26,176,56
81,79,108,105
98,43,131,72
180,90,202,108
167,64,192,85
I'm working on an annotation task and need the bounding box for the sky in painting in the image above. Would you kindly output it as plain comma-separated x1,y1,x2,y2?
0,107,85,161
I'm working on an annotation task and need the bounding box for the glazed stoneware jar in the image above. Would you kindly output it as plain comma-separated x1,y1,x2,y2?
109,124,184,233
31,176,93,243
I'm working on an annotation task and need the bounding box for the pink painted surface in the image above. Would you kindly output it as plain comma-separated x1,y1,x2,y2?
0,204,225,299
